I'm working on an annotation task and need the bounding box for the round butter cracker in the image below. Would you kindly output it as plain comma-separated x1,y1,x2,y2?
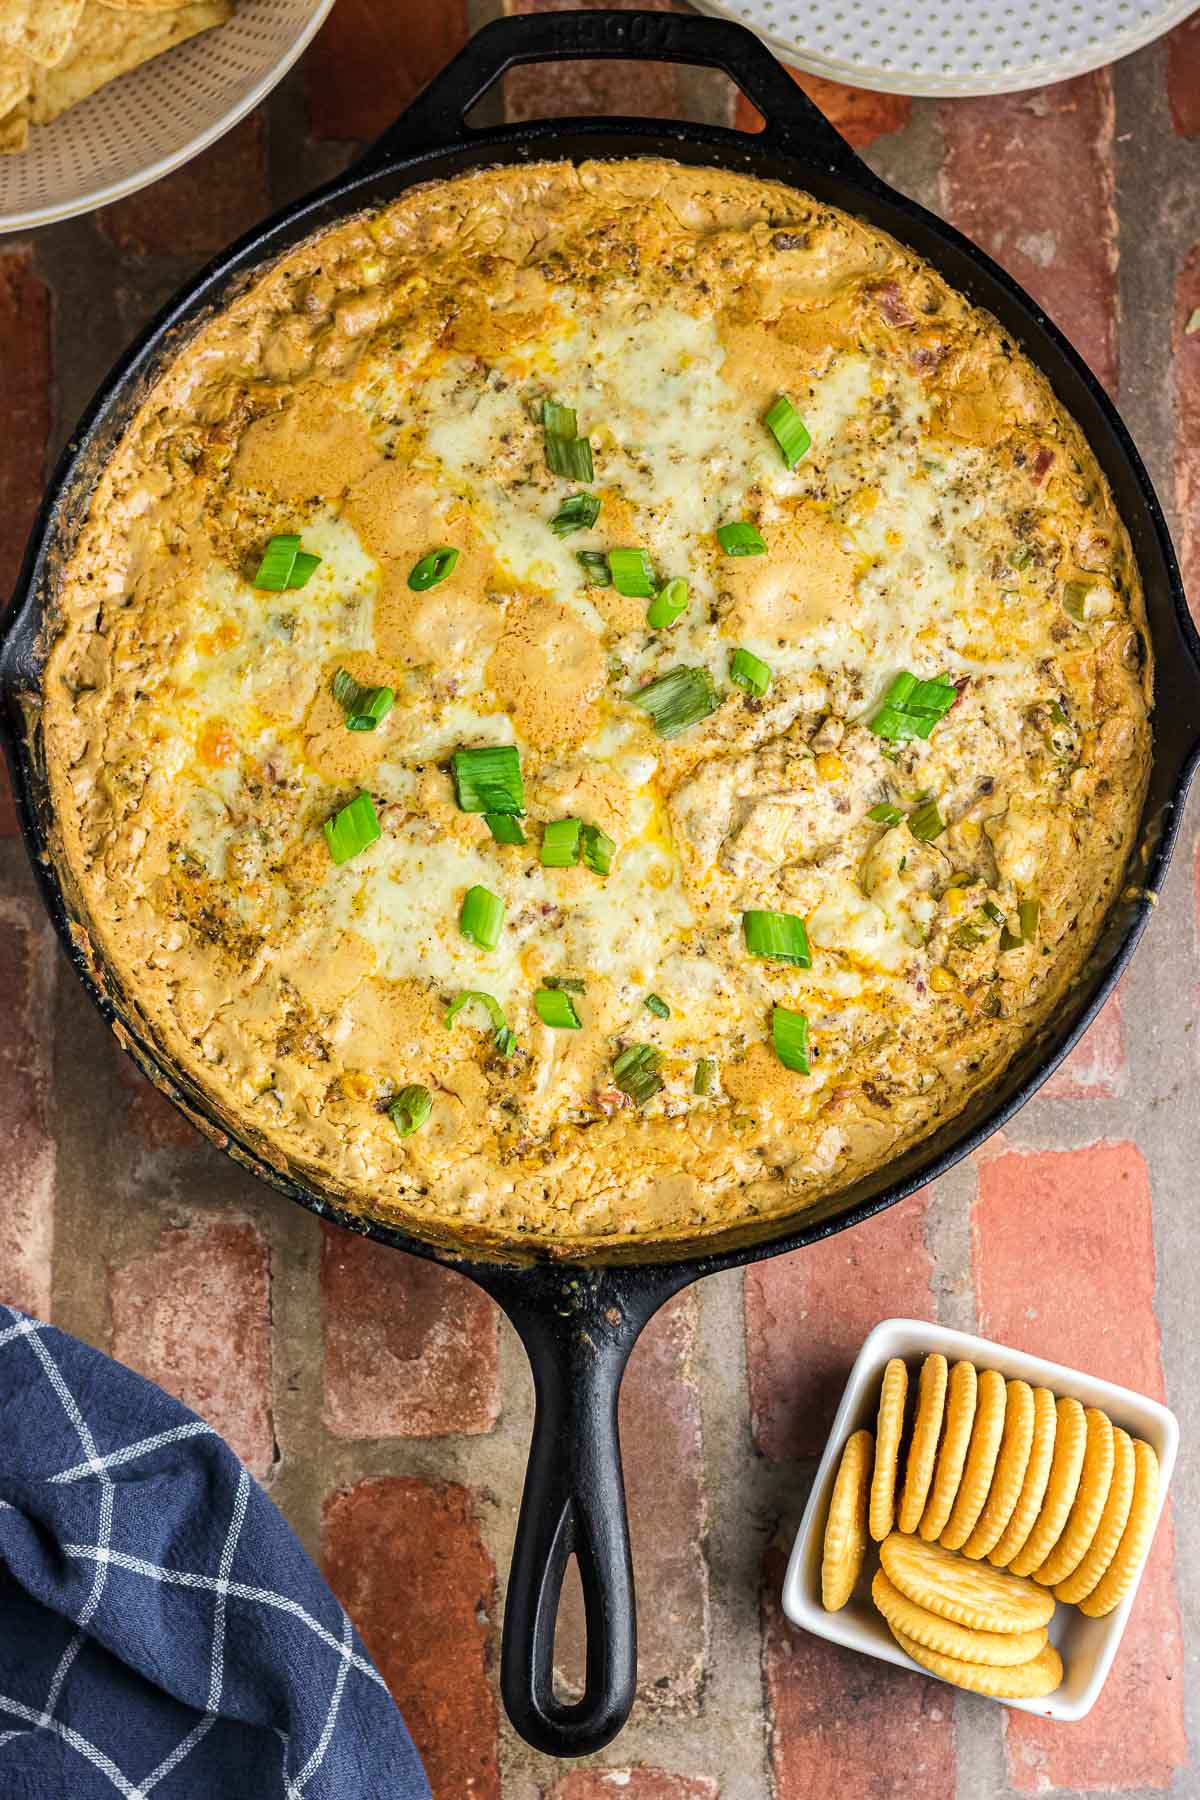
1055,1426,1135,1605
941,1368,1007,1551
889,1623,1063,1699
1033,1406,1115,1587
989,1385,1057,1570
869,1358,908,1542
1079,1437,1160,1618
872,1569,1048,1667
880,1530,1055,1634
963,1378,1035,1561
822,1427,874,1611
920,1359,977,1542
898,1352,948,1535
1009,1395,1087,1578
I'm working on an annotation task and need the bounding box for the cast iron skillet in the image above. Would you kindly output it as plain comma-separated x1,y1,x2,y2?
1,9,1196,1761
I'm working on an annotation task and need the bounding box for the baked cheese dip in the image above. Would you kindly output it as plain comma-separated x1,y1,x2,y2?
42,160,1151,1250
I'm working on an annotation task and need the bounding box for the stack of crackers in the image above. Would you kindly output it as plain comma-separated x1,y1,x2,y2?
821,1354,1161,1699
0,0,236,153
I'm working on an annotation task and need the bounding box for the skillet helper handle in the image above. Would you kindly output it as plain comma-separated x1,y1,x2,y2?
357,8,865,175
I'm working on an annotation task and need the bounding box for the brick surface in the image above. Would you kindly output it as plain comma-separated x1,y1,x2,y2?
734,66,910,148
1041,987,1126,1099
974,1144,1186,1791
108,1220,274,1477
98,116,268,256
745,1191,934,1461
761,1544,955,1800
111,1041,205,1151
320,1225,500,1439
502,0,690,123
555,1289,706,1704
306,0,470,143
0,897,54,1318
1168,14,1200,138
1175,245,1200,614
323,1478,499,1800
547,1772,718,1799
0,248,51,838
941,74,1119,394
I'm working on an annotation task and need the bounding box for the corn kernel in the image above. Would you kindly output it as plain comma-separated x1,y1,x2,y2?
929,966,957,994
946,887,967,917
815,752,846,781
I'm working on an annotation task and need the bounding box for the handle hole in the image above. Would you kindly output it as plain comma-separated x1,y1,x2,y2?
495,61,742,130
551,1552,587,1705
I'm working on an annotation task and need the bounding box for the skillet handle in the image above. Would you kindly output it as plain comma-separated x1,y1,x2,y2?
355,8,864,176
478,1264,687,1758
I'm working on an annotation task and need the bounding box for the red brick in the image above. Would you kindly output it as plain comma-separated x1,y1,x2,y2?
744,1191,934,1461
111,1041,204,1151
1041,987,1126,1099
734,66,910,148
306,0,469,144
547,1772,718,1799
941,74,1119,394
974,1144,1186,1791
323,1477,499,1800
320,1224,499,1439
0,897,54,1317
1168,14,1200,137
1175,246,1200,615
761,1544,955,1800
502,0,690,123
0,250,50,845
97,115,268,257
108,1219,274,1476
555,1289,706,1704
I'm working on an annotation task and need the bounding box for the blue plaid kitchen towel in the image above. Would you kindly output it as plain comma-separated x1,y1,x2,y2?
0,1307,431,1800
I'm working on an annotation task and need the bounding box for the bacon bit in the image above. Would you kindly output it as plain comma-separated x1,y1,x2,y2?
910,340,947,373
1031,446,1055,484
197,721,237,768
593,1087,631,1117
874,280,914,328
950,678,969,708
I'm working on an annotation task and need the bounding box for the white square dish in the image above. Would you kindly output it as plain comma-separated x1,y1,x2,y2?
781,1317,1178,1721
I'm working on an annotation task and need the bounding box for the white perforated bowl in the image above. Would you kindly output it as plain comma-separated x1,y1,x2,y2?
0,0,333,234
692,0,1199,95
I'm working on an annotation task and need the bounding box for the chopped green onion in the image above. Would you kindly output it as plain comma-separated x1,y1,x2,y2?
485,812,526,845
730,647,771,697
289,551,321,589
451,744,525,816
609,548,657,599
460,885,504,951
908,798,946,842
576,551,611,586
629,665,720,739
581,823,615,876
253,533,322,591
646,578,689,630
389,1084,432,1137
981,900,1007,928
716,520,766,556
772,1005,810,1073
323,791,380,865
549,492,601,537
543,399,594,482
693,1058,716,1096
534,986,581,1030
445,989,514,1057
1010,544,1034,569
869,671,958,742
743,909,812,968
1018,898,1041,940
545,976,586,994
953,915,989,950
408,547,459,591
643,993,671,1019
1062,580,1092,622
541,817,582,868
867,802,904,826
332,668,394,732
612,1043,663,1105
764,394,812,467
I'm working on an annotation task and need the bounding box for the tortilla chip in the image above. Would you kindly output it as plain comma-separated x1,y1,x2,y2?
31,0,232,124
96,0,201,10
0,47,31,117
0,1,86,69
0,100,29,153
